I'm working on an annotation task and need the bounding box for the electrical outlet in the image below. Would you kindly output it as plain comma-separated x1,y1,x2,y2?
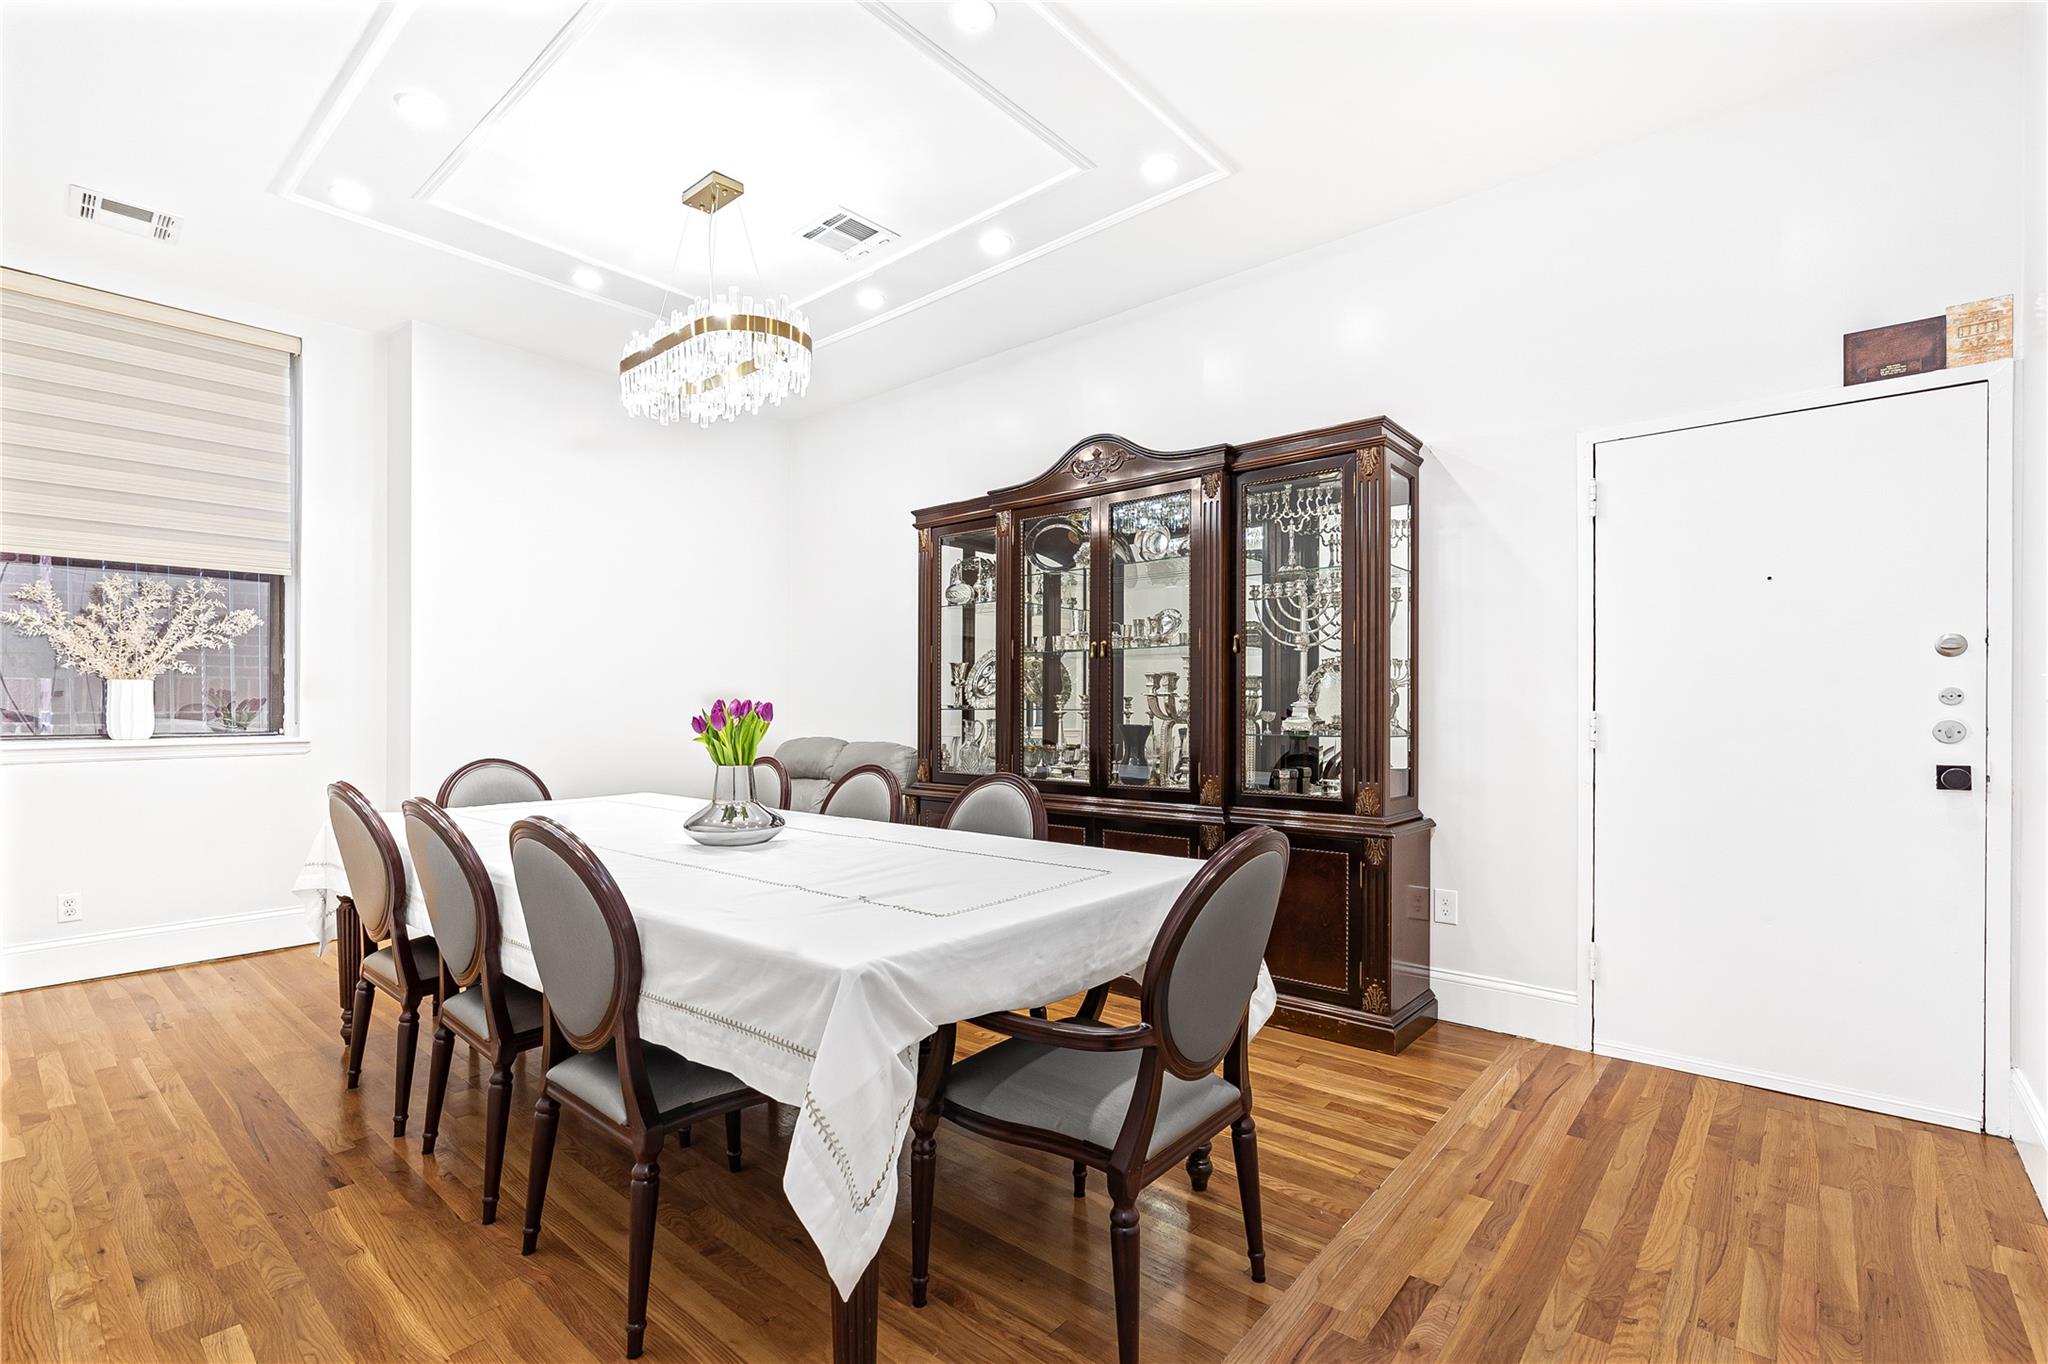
57,892,82,924
1432,888,1458,926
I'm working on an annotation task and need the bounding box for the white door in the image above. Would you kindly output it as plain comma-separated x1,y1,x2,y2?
1592,380,1988,1130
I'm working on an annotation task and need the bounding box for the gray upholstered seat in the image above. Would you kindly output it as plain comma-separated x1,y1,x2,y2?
441,978,542,1040
362,938,439,992
547,1044,755,1126
944,1038,1242,1157
439,759,550,808
942,774,1044,840
821,765,900,822
772,736,916,814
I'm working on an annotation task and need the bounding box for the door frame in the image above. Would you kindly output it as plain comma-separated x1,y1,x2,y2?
1575,360,2014,1135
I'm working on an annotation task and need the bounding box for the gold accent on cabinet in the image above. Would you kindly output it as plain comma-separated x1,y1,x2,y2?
916,759,930,783
1356,785,1381,817
996,510,1013,537
1070,444,1128,484
1360,447,1379,477
1200,775,1223,807
1200,823,1223,854
917,527,932,555
1362,978,1391,1014
1202,470,1223,500
1365,837,1388,867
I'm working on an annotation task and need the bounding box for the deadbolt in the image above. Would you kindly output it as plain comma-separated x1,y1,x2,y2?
1933,719,1968,744
1935,633,1970,657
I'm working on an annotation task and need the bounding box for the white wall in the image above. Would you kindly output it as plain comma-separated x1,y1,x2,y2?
392,322,791,804
0,262,390,990
780,16,2032,1043
2008,0,2048,1202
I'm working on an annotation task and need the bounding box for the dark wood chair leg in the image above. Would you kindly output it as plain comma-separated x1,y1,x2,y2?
1187,1142,1212,1193
1073,1160,1087,1198
1108,1195,1141,1364
1232,1115,1266,1283
625,1154,661,1359
725,1109,743,1172
909,1123,937,1307
344,980,374,1088
1030,1006,1048,1019
391,1003,420,1137
677,1124,692,1148
420,1022,453,1154
521,1094,560,1255
481,1063,512,1224
336,897,363,1045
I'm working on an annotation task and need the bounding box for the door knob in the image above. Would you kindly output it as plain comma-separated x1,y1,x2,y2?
1935,633,1969,657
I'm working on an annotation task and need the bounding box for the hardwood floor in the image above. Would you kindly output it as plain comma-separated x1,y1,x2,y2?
0,946,1502,1362
1227,1038,2048,1363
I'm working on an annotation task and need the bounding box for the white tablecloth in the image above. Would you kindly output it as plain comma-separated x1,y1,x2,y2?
295,792,1275,1296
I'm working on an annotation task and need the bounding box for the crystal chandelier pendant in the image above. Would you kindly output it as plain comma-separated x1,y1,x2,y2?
619,172,814,428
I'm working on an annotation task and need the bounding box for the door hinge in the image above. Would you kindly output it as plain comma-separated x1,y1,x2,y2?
1587,942,1598,981
1586,479,1599,517
1587,711,1601,749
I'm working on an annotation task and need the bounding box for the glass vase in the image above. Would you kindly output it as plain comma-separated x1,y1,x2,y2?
684,764,785,847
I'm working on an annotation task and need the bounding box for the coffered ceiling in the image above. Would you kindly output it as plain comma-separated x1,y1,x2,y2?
0,1,2010,418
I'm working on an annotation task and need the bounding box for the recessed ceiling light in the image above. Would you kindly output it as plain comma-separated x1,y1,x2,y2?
949,1,997,34
327,179,373,213
391,91,447,129
1140,152,1180,186
978,228,1013,258
571,266,605,291
855,286,886,311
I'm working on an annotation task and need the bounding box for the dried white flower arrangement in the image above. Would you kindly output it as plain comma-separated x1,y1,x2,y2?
0,573,261,681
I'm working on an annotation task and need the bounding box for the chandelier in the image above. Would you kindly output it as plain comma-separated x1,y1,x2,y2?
619,171,813,428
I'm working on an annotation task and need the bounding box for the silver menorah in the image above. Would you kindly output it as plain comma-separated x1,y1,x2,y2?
1144,672,1189,785
1251,568,1342,731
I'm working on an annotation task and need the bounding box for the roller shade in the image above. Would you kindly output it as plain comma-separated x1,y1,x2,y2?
0,268,300,576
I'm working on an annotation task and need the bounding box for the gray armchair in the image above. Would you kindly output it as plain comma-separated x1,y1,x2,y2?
769,736,917,816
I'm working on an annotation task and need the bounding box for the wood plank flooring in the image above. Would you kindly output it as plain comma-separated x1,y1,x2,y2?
1226,1039,2048,1363
0,946,1503,1362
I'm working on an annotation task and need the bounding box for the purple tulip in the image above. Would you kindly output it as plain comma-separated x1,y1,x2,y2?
691,714,706,735
735,699,753,718
709,700,727,730
759,701,773,722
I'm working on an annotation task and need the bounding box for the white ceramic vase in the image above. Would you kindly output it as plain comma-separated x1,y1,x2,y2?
104,678,155,741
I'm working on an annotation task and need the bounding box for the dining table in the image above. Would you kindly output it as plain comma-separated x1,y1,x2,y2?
296,790,1276,1362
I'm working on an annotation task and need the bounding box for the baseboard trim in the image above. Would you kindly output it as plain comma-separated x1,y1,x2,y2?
2012,1069,2048,1216
1430,965,1580,1046
1,904,313,993
1597,1036,1981,1132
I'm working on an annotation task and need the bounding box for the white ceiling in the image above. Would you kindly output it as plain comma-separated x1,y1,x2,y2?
0,1,2011,418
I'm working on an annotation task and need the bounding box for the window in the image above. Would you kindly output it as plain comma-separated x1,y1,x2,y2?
0,269,299,740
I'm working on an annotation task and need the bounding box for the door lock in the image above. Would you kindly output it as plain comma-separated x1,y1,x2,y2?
1936,764,1973,791
1932,719,1968,744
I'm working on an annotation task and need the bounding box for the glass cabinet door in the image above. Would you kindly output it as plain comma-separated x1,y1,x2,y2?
1388,467,1415,800
1241,466,1345,798
934,526,999,776
1018,507,1092,784
1107,488,1195,791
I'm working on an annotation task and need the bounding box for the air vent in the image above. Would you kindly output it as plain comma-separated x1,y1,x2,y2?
797,207,897,260
70,184,182,243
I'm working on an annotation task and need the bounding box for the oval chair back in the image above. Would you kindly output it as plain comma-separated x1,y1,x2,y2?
1142,826,1290,1080
402,798,507,1027
751,755,791,811
438,757,551,809
328,780,409,953
940,772,1046,840
819,763,902,823
510,817,636,1053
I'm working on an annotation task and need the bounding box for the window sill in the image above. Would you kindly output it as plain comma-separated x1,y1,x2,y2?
0,734,311,765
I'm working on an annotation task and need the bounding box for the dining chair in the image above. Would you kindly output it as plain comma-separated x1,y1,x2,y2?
402,798,545,1223
751,754,791,810
510,815,774,1359
330,780,442,1137
819,762,902,823
939,771,1047,840
437,756,551,808
909,826,1289,1364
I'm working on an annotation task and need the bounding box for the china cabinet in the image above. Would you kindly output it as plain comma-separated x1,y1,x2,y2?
912,419,1434,1051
